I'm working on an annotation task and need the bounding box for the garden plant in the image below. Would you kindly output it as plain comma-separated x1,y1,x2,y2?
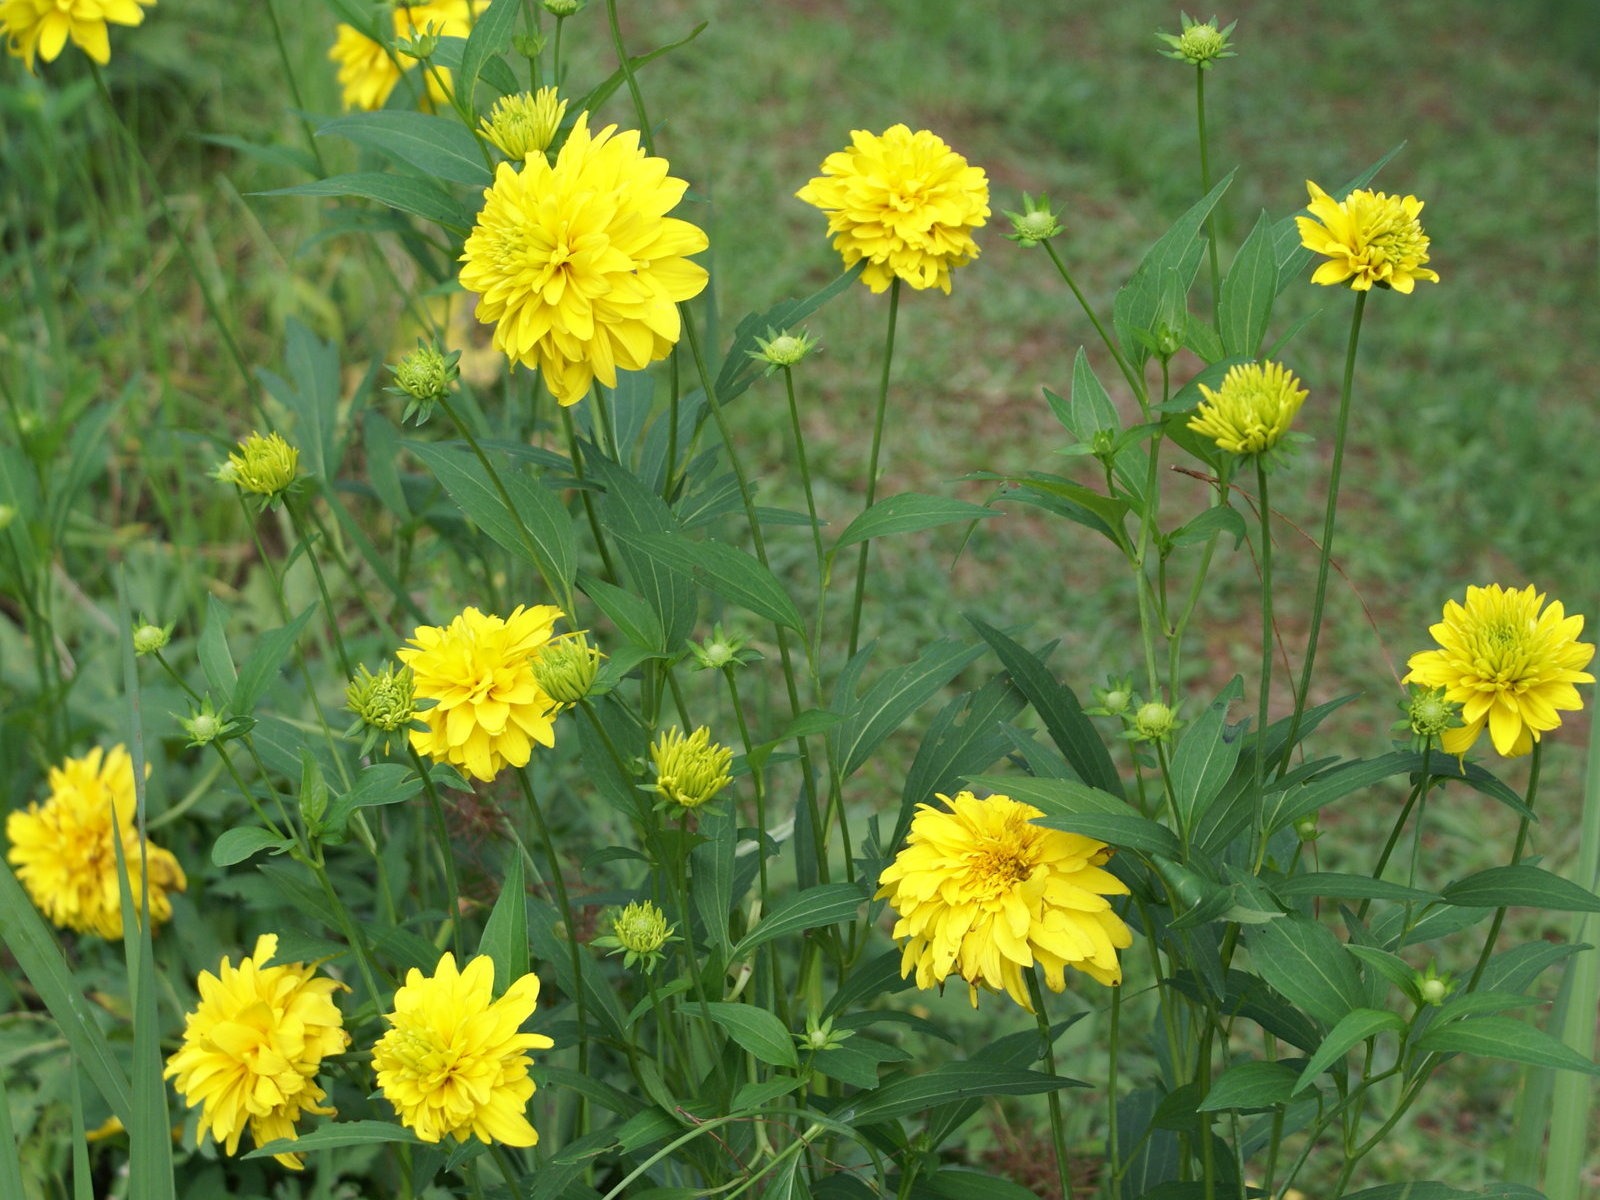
3,2,1600,1199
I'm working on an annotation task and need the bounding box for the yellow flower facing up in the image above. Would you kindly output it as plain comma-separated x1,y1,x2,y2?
372,953,553,1146
0,0,154,72
796,124,990,294
329,1,482,112
219,431,300,502
164,934,350,1170
397,605,563,781
1187,360,1308,458
5,745,185,939
1295,180,1440,294
481,87,567,160
1404,584,1595,757
875,790,1132,1010
459,114,709,406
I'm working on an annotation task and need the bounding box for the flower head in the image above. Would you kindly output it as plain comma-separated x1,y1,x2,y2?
481,88,567,160
459,113,709,406
528,631,602,708
796,124,990,294
372,953,553,1146
1404,584,1594,757
346,663,419,755
164,934,349,1169
388,341,460,424
5,745,186,939
397,605,564,781
593,900,676,972
1398,684,1461,747
131,621,171,657
329,1,482,112
1004,193,1064,248
1296,180,1440,294
875,790,1133,1009
650,725,734,810
219,432,300,506
1156,13,1237,68
542,0,581,14
748,327,819,375
1188,360,1308,459
0,0,155,72
1129,700,1181,743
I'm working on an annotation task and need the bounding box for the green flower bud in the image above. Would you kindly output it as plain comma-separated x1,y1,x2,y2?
1131,700,1180,743
182,700,226,747
1003,193,1064,247
650,725,734,810
530,632,602,707
592,900,676,972
1157,13,1237,68
480,88,568,160
0,504,15,532
345,664,418,755
387,341,460,425
219,432,300,506
131,623,171,657
688,624,758,671
748,327,820,376
542,0,582,14
1293,814,1320,842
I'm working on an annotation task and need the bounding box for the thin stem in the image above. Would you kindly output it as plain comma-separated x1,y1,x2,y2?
604,0,653,153
560,404,622,586
1278,289,1367,774
1196,67,1222,316
1252,461,1273,844
1356,743,1431,924
515,770,591,1073
410,749,465,959
1027,970,1074,1200
847,278,901,659
1042,240,1145,404
1105,983,1122,1200
1468,742,1543,990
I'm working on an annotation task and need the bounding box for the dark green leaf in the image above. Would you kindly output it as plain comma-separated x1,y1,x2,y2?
231,605,315,715
844,1061,1084,1126
1196,1060,1299,1111
1294,1008,1406,1092
478,851,528,994
732,883,863,959
1170,678,1243,831
1274,873,1439,904
211,827,293,868
456,0,520,115
691,806,736,958
1416,1017,1600,1076
248,1120,422,1158
1442,865,1600,913
261,173,473,229
831,639,984,780
966,773,1179,857
714,262,861,407
831,493,998,552
611,530,804,633
1248,915,1366,1028
317,111,491,186
1169,504,1247,550
701,1002,798,1069
1218,211,1278,357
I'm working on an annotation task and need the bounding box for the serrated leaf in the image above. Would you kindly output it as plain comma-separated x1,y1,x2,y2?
830,493,997,552
611,530,804,633
831,638,984,780
1169,504,1247,550
1293,1008,1406,1092
211,826,294,867
701,1002,798,1069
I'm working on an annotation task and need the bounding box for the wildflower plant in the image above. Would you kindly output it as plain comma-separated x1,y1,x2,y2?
5,7,1600,1200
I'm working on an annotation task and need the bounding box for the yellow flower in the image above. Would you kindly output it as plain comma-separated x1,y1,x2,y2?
1187,360,1308,457
650,725,734,810
5,745,185,939
164,934,350,1170
1404,584,1595,757
459,114,709,406
796,124,990,294
372,953,553,1146
0,0,154,72
875,790,1132,1010
397,605,563,781
481,87,567,160
1295,180,1440,294
329,1,482,112
219,431,300,502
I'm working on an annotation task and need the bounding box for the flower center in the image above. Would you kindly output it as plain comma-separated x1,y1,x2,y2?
969,844,1032,893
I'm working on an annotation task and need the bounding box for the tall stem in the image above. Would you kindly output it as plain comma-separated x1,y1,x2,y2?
846,279,901,660
1196,67,1222,315
1278,290,1367,773
1469,743,1543,990
1252,461,1273,839
1042,241,1144,404
1027,970,1074,1200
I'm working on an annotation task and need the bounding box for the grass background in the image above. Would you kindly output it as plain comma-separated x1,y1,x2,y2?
3,0,1599,1191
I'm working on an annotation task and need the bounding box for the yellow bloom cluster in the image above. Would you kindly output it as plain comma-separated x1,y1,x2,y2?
398,605,564,781
329,0,483,112
459,114,710,406
1405,584,1594,757
1296,180,1439,294
372,953,554,1146
1187,360,1308,458
6,745,185,939
876,790,1132,1010
164,935,350,1169
797,124,990,294
0,0,153,72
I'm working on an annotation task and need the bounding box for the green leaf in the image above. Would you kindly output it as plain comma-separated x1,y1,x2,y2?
316,110,491,186
211,826,294,867
611,530,804,633
1273,873,1439,904
714,262,862,407
1218,211,1278,357
830,493,997,552
731,883,863,959
478,851,528,994
579,570,667,653
1006,473,1132,551
897,673,1026,848
1263,751,1414,836
323,764,425,836
1442,865,1600,913
261,173,474,229
1433,991,1547,1022
1196,1060,1299,1111
1416,1016,1600,1077
231,605,315,715
410,442,575,604
455,0,521,115
0,1068,24,1200
1169,504,1247,550
198,594,239,701
924,1169,1044,1200
1114,170,1236,363
966,774,1180,858
700,1002,798,1069
831,638,984,780
966,617,1123,797
592,460,695,651
1343,1186,1546,1200
812,1039,910,1089
248,1120,423,1158
1247,915,1366,1028
1170,678,1243,831
691,806,737,958
844,1061,1084,1126
1294,1008,1406,1093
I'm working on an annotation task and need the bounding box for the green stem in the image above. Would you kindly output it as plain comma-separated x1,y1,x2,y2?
1027,969,1074,1200
847,278,901,659
784,364,828,629
1106,982,1122,1200
604,0,653,153
1278,289,1367,775
1253,461,1273,843
1468,742,1543,990
1042,240,1144,404
559,404,622,587
410,749,465,959
1196,66,1222,316
1356,744,1431,925
515,771,591,1077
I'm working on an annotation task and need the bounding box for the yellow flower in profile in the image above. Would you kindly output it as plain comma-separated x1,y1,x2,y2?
397,605,563,781
372,953,553,1146
0,0,154,72
329,1,482,112
1187,360,1308,458
164,934,350,1170
796,124,990,294
219,431,300,502
650,725,734,810
1295,180,1440,294
1404,584,1595,757
875,790,1132,1010
481,87,567,160
5,745,185,939
459,114,710,406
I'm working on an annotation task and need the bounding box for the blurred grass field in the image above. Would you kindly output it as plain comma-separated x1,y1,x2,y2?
3,0,1599,1189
